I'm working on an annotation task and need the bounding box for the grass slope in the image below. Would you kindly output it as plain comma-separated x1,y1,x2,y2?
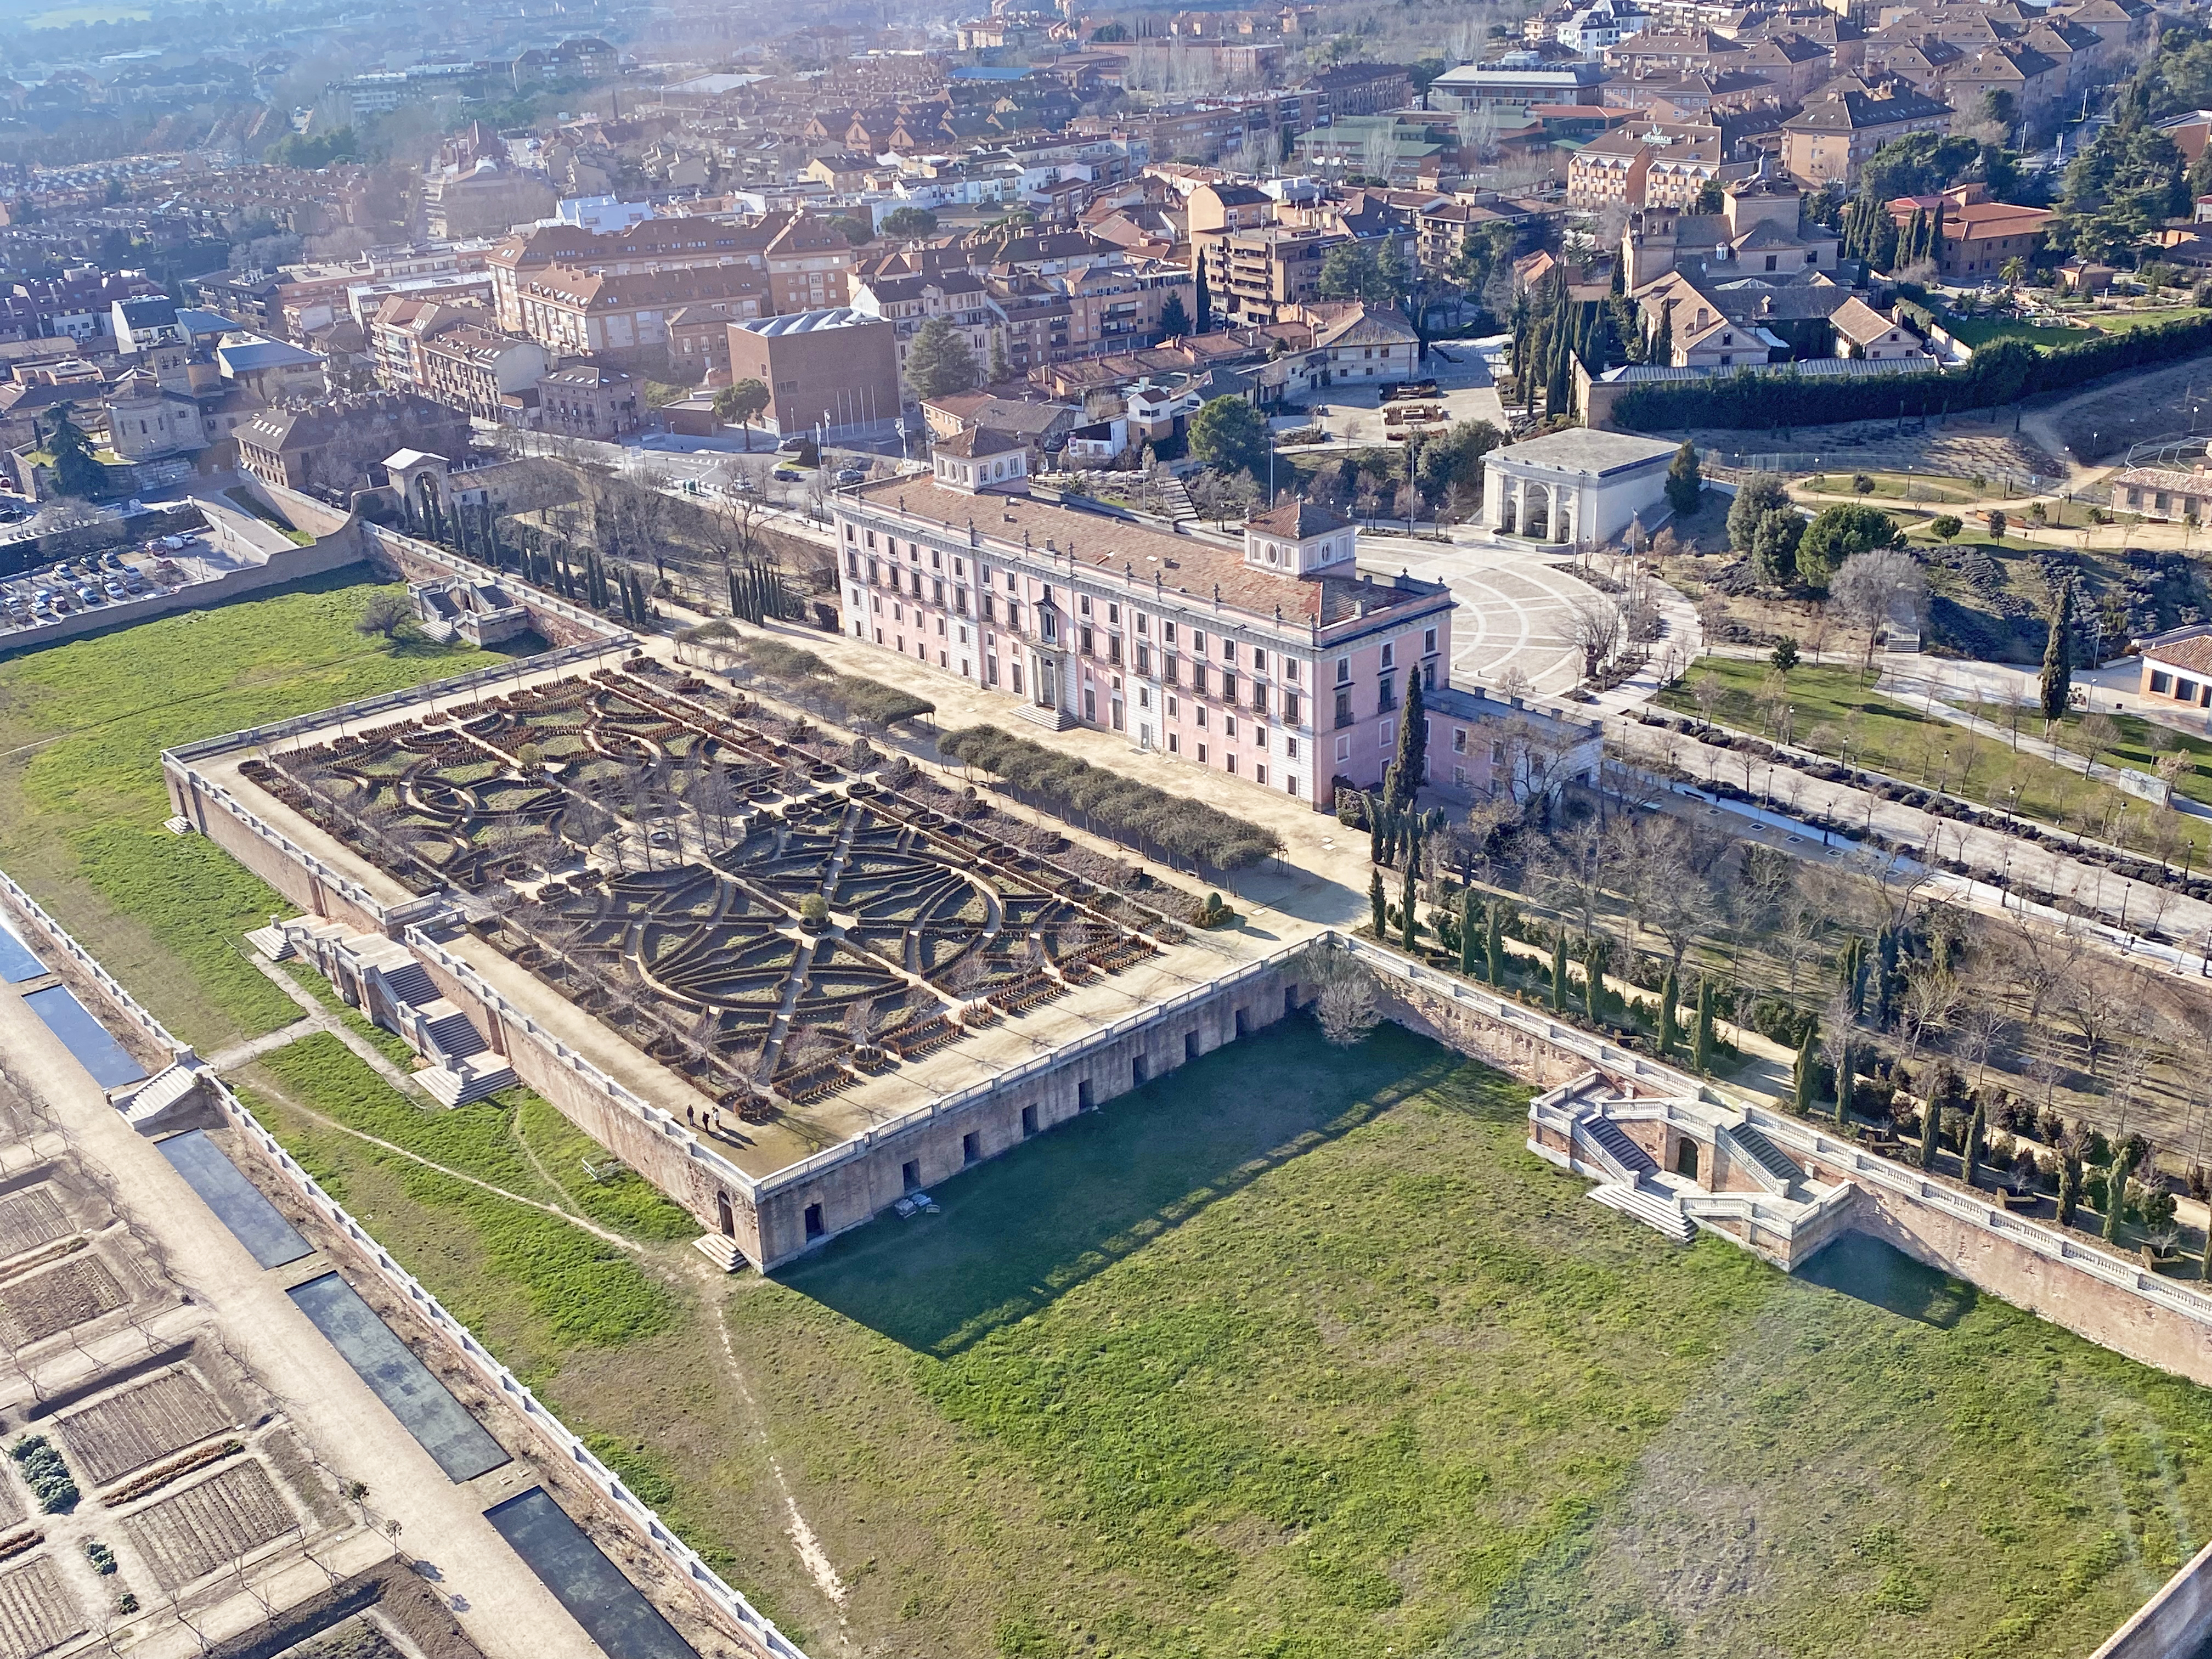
218,1010,2212,1659
1661,658,2212,859
0,572,514,1048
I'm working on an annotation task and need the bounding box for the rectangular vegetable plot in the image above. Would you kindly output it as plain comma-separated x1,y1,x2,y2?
484,1487,698,1659
286,1273,508,1482
159,1131,312,1269
21,987,145,1089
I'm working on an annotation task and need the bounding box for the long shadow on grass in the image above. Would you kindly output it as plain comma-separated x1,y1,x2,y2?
776,1017,1482,1354
1793,1231,1977,1329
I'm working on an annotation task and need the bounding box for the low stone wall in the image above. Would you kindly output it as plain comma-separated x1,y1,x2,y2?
406,920,1310,1269
1349,935,2212,1390
746,952,1307,1266
0,862,811,1659
0,535,366,659
2092,1537,2212,1658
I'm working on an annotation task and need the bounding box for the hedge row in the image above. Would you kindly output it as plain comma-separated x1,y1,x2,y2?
941,724,1283,870
1613,310,2212,433
684,626,936,726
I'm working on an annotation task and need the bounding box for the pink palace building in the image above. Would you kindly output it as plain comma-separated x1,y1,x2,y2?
830,432,1600,810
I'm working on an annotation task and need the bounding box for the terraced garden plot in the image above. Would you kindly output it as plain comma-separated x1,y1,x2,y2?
121,1460,295,1592
58,1369,233,1486
239,664,1190,1110
0,1190,70,1264
0,1558,82,1659
0,1256,125,1346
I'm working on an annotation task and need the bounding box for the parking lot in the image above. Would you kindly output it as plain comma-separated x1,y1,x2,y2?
0,534,206,634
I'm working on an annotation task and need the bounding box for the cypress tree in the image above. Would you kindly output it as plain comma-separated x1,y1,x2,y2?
2039,578,2073,722
2103,1150,2134,1243
1458,890,1479,978
728,567,742,618
1368,795,1387,865
2057,1156,2081,1228
1793,1023,1817,1114
1369,868,1386,937
1399,859,1418,951
1388,673,1426,814
1919,1097,1943,1170
1657,965,1679,1057
1486,904,1506,986
1692,979,1713,1073
1835,1041,1853,1126
1963,1096,1987,1187
1551,930,1568,1012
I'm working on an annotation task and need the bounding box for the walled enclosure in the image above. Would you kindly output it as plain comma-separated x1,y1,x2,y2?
164,636,1307,1270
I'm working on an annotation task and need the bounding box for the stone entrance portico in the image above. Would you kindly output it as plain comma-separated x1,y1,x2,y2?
1483,428,1681,548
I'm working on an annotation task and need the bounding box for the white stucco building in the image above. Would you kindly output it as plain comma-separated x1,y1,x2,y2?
1482,428,1680,546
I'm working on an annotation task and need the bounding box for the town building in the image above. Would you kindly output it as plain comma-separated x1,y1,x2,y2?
1781,78,1953,187
236,391,467,494
1483,427,1683,545
1886,183,2055,280
2136,622,2212,712
535,362,643,439
727,309,902,440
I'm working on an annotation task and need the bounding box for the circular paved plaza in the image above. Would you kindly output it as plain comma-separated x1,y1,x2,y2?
1367,534,1599,697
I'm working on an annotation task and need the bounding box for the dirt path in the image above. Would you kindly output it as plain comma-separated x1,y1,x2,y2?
697,1268,853,1641
242,1068,644,1253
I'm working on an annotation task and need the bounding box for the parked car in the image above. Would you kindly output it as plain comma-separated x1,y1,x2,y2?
772,467,803,482
836,467,866,485
776,436,809,453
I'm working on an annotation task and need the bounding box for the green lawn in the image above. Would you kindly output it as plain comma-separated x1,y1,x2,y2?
2084,307,2209,334
0,572,522,1049
209,986,2212,1659
1661,659,2212,861
1939,315,2092,348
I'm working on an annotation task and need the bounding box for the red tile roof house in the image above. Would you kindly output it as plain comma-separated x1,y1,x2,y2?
2137,623,2212,714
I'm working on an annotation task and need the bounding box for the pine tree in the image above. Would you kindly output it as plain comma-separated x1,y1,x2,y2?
1458,890,1479,978
1486,904,1506,986
1551,931,1568,1011
1664,442,1702,516
1369,868,1385,937
1658,966,1679,1056
1692,979,1713,1072
1794,1023,1817,1114
1963,1096,1987,1187
2039,579,2073,722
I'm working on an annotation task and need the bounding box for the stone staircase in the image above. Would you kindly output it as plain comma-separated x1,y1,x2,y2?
1589,1181,1697,1244
416,618,458,645
1159,473,1196,521
1724,1121,1805,1196
692,1233,743,1273
1016,700,1077,732
1575,1114,1658,1183
119,1060,210,1134
243,924,295,962
416,1054,517,1108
